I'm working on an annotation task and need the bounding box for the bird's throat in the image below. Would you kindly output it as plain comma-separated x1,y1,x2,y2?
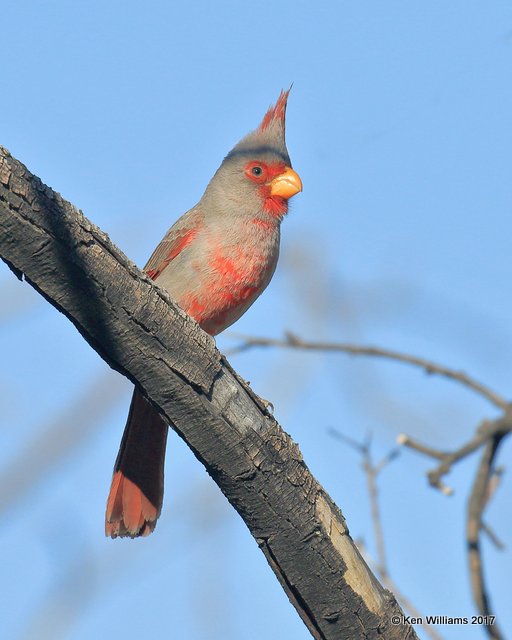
262,195,288,219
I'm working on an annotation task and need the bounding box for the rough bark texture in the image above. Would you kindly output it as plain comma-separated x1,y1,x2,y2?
0,146,418,640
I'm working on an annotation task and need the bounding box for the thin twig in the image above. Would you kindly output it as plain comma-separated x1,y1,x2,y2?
396,434,446,462
227,332,509,411
363,455,388,579
480,522,505,551
327,426,365,454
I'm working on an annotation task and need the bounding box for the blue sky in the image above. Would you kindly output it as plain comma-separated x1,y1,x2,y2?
1,2,512,639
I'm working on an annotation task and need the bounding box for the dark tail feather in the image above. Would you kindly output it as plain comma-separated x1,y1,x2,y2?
105,389,168,538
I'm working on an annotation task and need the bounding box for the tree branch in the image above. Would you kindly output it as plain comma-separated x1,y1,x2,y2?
467,434,506,640
397,416,512,496
0,146,418,639
226,332,509,411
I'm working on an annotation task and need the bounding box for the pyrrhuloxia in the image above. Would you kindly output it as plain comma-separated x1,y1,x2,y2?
105,90,302,538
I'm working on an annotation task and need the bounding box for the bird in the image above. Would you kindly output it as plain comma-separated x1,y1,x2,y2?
105,89,302,538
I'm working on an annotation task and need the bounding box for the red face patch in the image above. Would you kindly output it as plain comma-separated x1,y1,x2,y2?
244,161,286,185
244,161,289,219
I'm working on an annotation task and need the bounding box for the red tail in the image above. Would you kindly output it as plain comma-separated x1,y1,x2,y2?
105,389,168,538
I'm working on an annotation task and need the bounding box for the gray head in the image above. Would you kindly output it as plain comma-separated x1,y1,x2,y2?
200,89,302,221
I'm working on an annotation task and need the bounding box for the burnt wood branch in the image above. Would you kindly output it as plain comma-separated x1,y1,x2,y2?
0,146,419,640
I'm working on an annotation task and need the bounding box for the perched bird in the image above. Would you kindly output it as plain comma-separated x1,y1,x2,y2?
105,89,302,538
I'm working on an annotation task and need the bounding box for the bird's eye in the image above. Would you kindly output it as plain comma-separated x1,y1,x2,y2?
245,162,267,182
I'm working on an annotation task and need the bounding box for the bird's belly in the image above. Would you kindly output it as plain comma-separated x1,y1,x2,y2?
184,252,277,335
193,286,262,335
161,239,276,335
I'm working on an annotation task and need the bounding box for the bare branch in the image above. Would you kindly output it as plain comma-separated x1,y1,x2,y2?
395,434,445,462
374,448,401,475
398,416,512,495
467,435,506,640
227,332,509,411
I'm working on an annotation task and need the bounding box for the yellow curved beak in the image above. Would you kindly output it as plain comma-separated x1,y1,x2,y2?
269,167,303,199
